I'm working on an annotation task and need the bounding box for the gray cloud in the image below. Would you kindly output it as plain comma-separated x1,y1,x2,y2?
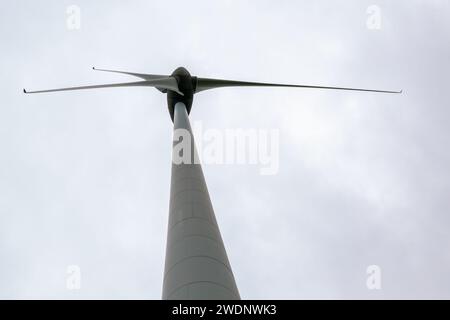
0,0,449,299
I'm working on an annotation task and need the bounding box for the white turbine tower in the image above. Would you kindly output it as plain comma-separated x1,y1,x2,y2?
24,66,401,299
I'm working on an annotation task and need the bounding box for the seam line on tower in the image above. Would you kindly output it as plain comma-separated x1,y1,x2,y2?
163,255,234,280
166,281,239,300
172,176,204,184
171,188,207,198
169,216,219,232
166,234,221,250
170,201,213,214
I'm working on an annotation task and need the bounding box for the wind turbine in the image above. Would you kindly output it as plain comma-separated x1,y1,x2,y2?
24,66,401,299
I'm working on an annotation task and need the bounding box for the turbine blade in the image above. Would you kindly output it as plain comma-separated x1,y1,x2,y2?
24,77,184,95
92,67,168,80
195,78,401,94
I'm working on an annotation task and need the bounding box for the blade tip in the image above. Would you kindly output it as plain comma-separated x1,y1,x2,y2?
23,88,27,94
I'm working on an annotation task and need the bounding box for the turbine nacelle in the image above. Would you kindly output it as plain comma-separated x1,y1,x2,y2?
167,67,196,120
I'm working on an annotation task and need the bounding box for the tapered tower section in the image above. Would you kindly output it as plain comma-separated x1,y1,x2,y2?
162,102,240,300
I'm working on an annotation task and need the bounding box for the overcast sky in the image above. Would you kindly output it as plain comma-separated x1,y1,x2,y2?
1,0,449,299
